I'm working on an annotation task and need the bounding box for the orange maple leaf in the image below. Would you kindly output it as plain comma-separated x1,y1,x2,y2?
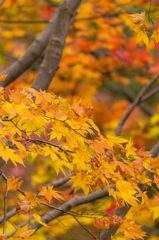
7,176,22,191
93,218,110,230
40,185,64,204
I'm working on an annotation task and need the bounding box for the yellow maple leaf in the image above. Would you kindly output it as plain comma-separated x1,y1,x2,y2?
116,180,138,206
151,29,159,44
0,145,24,166
151,206,159,220
33,214,49,227
70,173,92,196
7,176,22,191
106,135,128,148
125,140,137,157
13,225,36,239
136,28,149,45
132,23,149,46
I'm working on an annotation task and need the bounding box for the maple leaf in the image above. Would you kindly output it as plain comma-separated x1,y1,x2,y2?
113,157,134,175
0,144,24,166
10,225,36,239
16,200,34,214
40,185,64,204
0,235,6,240
24,192,40,207
0,73,8,82
151,196,159,220
136,28,149,46
132,23,149,46
86,139,112,153
33,214,49,227
105,135,128,148
151,29,159,44
7,176,22,191
121,219,146,239
136,191,150,207
30,89,54,106
125,140,137,157
116,180,138,206
130,11,146,21
151,206,159,221
93,218,110,230
70,173,92,196
105,201,116,216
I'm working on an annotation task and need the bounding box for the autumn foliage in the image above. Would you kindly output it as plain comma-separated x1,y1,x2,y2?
1,0,159,240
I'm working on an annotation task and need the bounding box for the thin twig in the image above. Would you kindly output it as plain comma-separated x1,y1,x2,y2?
0,20,49,24
121,85,154,116
28,185,115,230
72,215,96,239
26,138,74,154
3,185,8,234
6,218,31,238
141,86,159,102
114,73,159,136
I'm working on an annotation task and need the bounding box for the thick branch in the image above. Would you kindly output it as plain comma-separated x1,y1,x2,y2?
0,9,58,87
46,173,74,188
31,0,82,91
0,0,5,7
99,204,131,240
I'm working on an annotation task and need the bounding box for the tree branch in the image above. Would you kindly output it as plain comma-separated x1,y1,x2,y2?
0,6,59,87
29,185,115,230
141,85,159,102
0,0,6,7
31,0,82,91
3,185,8,235
46,173,74,188
114,74,159,136
121,85,154,116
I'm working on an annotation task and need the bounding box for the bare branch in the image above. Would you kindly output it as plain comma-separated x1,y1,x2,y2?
46,173,74,188
0,20,49,24
29,185,115,230
0,0,6,7
3,185,8,234
72,215,96,239
150,141,159,158
141,86,159,102
121,85,154,116
0,208,17,224
0,8,59,87
31,0,82,91
114,74,159,136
